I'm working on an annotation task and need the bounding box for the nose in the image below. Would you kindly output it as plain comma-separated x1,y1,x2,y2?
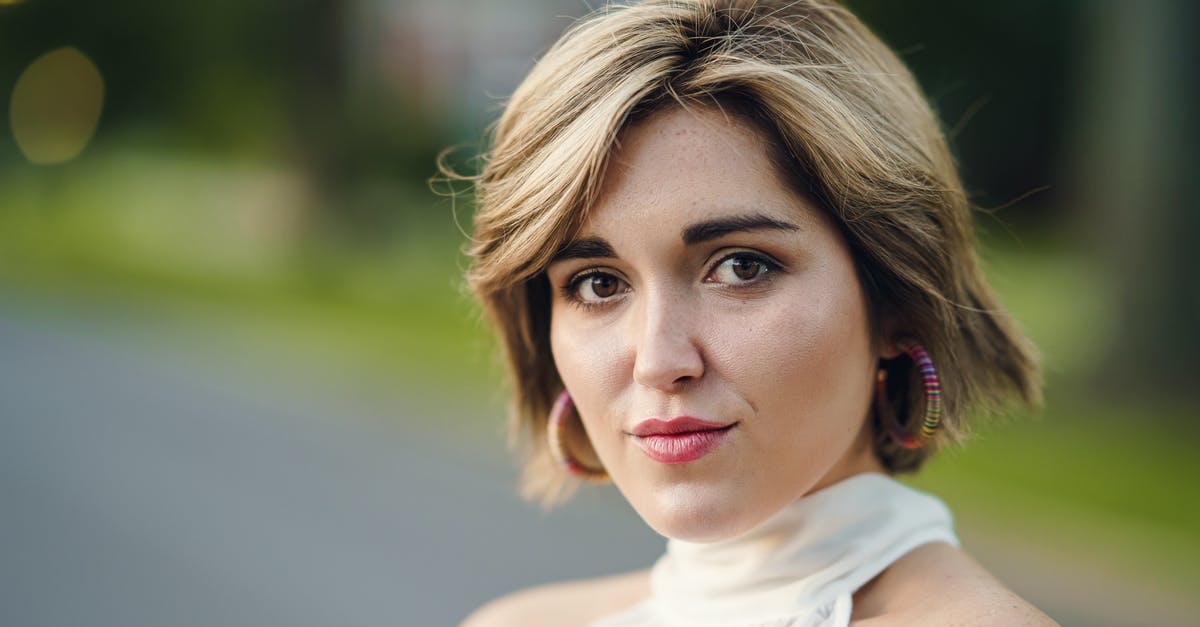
631,290,705,391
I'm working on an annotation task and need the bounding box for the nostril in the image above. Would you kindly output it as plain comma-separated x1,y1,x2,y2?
632,346,705,391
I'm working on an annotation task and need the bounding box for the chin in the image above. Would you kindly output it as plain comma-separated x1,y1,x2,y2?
632,481,767,543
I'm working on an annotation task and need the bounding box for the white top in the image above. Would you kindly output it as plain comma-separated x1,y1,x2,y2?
589,473,959,627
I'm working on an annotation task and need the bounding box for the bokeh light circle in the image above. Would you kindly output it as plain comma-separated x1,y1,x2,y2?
9,46,105,165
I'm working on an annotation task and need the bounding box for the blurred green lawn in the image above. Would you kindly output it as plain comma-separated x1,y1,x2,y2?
2,149,1196,602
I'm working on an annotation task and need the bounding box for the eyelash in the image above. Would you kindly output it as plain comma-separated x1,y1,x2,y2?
559,251,782,311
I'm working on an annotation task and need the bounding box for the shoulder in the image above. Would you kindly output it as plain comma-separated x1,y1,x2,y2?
459,569,651,627
852,541,1059,626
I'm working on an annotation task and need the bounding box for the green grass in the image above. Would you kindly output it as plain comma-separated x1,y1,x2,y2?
0,255,501,409
909,402,1200,591
0,147,503,417
3,149,1197,600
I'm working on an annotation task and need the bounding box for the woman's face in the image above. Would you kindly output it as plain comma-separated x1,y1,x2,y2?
547,106,891,542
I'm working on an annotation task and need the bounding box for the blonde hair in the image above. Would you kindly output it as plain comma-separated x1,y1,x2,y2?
455,0,1041,505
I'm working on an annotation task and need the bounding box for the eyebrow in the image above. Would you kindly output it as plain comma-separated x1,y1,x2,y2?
681,214,800,244
550,213,800,262
552,237,616,261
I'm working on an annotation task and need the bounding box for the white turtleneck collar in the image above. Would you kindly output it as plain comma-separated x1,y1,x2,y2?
591,472,959,627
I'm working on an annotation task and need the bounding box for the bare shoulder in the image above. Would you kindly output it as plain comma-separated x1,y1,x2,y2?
852,542,1059,626
459,569,651,627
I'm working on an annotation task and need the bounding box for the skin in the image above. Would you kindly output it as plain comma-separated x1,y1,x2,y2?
544,104,892,542
462,544,1058,626
461,105,1058,626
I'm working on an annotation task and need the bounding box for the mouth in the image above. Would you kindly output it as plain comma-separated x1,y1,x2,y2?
628,417,738,464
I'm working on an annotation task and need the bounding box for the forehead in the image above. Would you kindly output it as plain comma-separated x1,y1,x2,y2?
582,105,821,237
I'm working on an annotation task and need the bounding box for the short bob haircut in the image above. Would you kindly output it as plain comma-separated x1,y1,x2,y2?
458,0,1041,505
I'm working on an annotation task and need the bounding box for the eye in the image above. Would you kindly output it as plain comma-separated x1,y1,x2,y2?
706,253,778,284
566,270,628,306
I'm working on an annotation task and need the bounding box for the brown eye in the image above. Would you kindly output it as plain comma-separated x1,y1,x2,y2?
708,253,776,285
589,275,619,298
731,257,760,280
571,271,627,305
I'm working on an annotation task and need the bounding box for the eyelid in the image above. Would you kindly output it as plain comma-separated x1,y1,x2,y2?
565,265,626,286
559,266,630,309
704,249,784,279
706,244,783,265
556,250,781,309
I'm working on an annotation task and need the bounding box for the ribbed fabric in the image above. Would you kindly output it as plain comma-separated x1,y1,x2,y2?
590,473,958,627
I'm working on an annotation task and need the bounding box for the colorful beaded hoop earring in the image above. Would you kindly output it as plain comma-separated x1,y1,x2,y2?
547,390,610,483
875,338,943,449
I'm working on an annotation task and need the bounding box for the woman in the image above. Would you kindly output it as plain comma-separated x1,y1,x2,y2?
458,1,1054,625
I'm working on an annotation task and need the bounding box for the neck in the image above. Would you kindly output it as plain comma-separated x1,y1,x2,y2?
644,474,958,626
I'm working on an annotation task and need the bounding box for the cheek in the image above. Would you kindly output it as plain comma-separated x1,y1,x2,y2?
789,287,868,382
549,311,631,423
708,271,874,428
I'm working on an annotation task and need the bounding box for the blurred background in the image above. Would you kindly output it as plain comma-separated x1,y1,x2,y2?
1,1,1197,625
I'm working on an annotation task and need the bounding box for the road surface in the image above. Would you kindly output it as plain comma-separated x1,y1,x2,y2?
0,295,661,626
1,292,1189,626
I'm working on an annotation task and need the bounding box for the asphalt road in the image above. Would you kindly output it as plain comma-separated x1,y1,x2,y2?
0,298,662,627
1,294,1192,627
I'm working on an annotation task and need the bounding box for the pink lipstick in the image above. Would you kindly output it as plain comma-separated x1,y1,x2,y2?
629,417,736,464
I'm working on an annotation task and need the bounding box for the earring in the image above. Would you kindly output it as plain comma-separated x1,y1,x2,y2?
875,338,943,449
547,390,610,483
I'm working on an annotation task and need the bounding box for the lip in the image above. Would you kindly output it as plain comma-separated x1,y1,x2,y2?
629,416,737,464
